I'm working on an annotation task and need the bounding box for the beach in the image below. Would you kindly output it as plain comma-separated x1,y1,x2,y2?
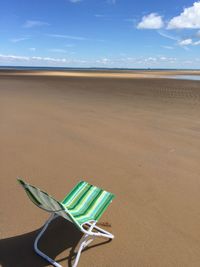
1,70,200,266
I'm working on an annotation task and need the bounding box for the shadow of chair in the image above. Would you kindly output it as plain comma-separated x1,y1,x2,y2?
0,217,111,267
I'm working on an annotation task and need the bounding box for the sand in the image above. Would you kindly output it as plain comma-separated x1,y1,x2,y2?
0,71,200,266
0,69,200,79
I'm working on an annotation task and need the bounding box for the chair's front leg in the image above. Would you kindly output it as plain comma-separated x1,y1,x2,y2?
73,234,95,267
34,213,62,267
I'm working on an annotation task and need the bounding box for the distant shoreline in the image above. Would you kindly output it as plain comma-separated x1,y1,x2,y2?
0,66,200,72
1,68,200,80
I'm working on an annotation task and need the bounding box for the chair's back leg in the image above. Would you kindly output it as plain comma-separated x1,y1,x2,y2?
34,213,62,267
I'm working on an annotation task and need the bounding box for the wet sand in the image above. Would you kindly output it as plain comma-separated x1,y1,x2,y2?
1,71,200,266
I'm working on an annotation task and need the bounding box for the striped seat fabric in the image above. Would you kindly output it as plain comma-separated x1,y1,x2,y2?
18,179,115,228
62,181,115,225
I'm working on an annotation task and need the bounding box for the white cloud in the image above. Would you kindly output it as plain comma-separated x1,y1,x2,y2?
0,54,88,66
178,38,193,46
10,37,29,43
158,30,200,48
23,20,50,28
168,2,200,29
144,57,157,62
0,53,199,68
157,30,178,41
160,56,167,60
94,55,178,67
0,54,30,61
46,34,86,40
29,47,36,51
32,56,66,62
95,58,111,65
0,54,68,63
178,38,200,46
137,13,164,29
142,56,177,64
46,34,104,42
193,40,200,45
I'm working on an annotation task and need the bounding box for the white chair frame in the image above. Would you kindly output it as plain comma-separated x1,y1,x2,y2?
34,212,114,267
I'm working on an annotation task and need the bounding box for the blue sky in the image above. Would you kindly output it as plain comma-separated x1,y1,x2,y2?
0,0,200,68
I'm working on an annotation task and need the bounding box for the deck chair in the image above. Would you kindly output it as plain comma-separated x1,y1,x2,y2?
17,178,115,267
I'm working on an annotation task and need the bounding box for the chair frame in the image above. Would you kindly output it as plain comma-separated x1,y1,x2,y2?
18,179,115,266
34,212,114,267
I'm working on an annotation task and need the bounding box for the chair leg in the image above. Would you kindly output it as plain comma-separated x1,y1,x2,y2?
34,216,114,267
72,222,114,267
34,213,62,267
73,234,95,267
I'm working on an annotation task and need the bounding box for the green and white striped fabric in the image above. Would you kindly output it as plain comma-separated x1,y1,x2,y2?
62,181,115,225
17,179,73,223
18,179,115,229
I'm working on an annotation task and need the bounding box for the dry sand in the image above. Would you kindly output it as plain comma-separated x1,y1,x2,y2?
0,71,200,266
0,69,200,79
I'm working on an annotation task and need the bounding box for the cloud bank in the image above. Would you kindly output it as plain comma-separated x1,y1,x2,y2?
168,1,200,29
1,53,198,68
137,1,200,30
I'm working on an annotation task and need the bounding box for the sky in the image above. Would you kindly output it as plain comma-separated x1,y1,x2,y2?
0,0,200,68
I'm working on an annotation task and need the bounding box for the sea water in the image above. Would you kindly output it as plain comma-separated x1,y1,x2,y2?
168,75,200,81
